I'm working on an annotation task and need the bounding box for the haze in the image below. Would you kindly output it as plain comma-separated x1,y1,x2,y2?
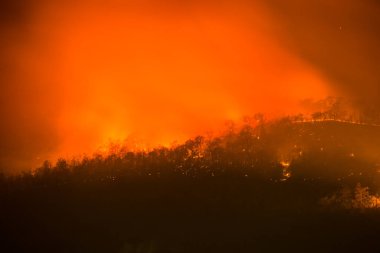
1,0,379,172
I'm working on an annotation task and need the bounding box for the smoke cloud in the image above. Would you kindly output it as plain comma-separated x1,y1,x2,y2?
2,0,377,172
264,0,380,107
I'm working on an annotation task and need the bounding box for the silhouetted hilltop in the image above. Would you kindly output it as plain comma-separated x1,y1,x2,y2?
2,117,380,186
1,116,380,253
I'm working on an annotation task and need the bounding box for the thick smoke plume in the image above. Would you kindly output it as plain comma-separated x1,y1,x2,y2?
1,0,378,172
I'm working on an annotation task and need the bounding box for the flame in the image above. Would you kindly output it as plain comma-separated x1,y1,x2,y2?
280,161,290,168
4,1,331,165
279,161,292,181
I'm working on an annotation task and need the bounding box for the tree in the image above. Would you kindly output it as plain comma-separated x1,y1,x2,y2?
353,183,371,209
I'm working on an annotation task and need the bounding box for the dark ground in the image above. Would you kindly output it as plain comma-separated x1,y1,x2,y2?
1,119,380,252
1,176,380,253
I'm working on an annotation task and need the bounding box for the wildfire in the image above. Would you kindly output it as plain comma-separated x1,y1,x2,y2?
279,160,292,181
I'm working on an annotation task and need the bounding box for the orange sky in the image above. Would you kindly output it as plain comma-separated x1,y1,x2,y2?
58,2,329,155
1,0,335,171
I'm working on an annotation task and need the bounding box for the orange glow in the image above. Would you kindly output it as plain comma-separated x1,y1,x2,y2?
5,1,331,165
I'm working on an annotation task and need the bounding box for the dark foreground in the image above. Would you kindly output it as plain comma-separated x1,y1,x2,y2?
1,119,380,252
1,176,380,253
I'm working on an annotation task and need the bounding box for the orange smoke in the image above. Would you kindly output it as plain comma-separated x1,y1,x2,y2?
2,0,331,169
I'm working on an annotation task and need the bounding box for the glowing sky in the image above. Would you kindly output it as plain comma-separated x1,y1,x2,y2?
1,0,379,171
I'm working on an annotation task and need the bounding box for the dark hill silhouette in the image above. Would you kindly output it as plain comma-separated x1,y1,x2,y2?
1,116,380,253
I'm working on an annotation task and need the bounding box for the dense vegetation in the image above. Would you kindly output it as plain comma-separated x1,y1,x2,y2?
1,115,380,253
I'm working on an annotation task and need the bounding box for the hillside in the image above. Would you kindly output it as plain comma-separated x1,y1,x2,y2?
1,118,380,253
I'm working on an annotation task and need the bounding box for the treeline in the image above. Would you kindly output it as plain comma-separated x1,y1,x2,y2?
1,115,380,252
2,114,379,195
302,96,380,123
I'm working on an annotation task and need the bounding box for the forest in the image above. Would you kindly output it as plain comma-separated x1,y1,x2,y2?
1,105,380,252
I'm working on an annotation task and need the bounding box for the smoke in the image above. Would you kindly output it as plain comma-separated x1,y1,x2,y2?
6,0,374,172
264,0,380,109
